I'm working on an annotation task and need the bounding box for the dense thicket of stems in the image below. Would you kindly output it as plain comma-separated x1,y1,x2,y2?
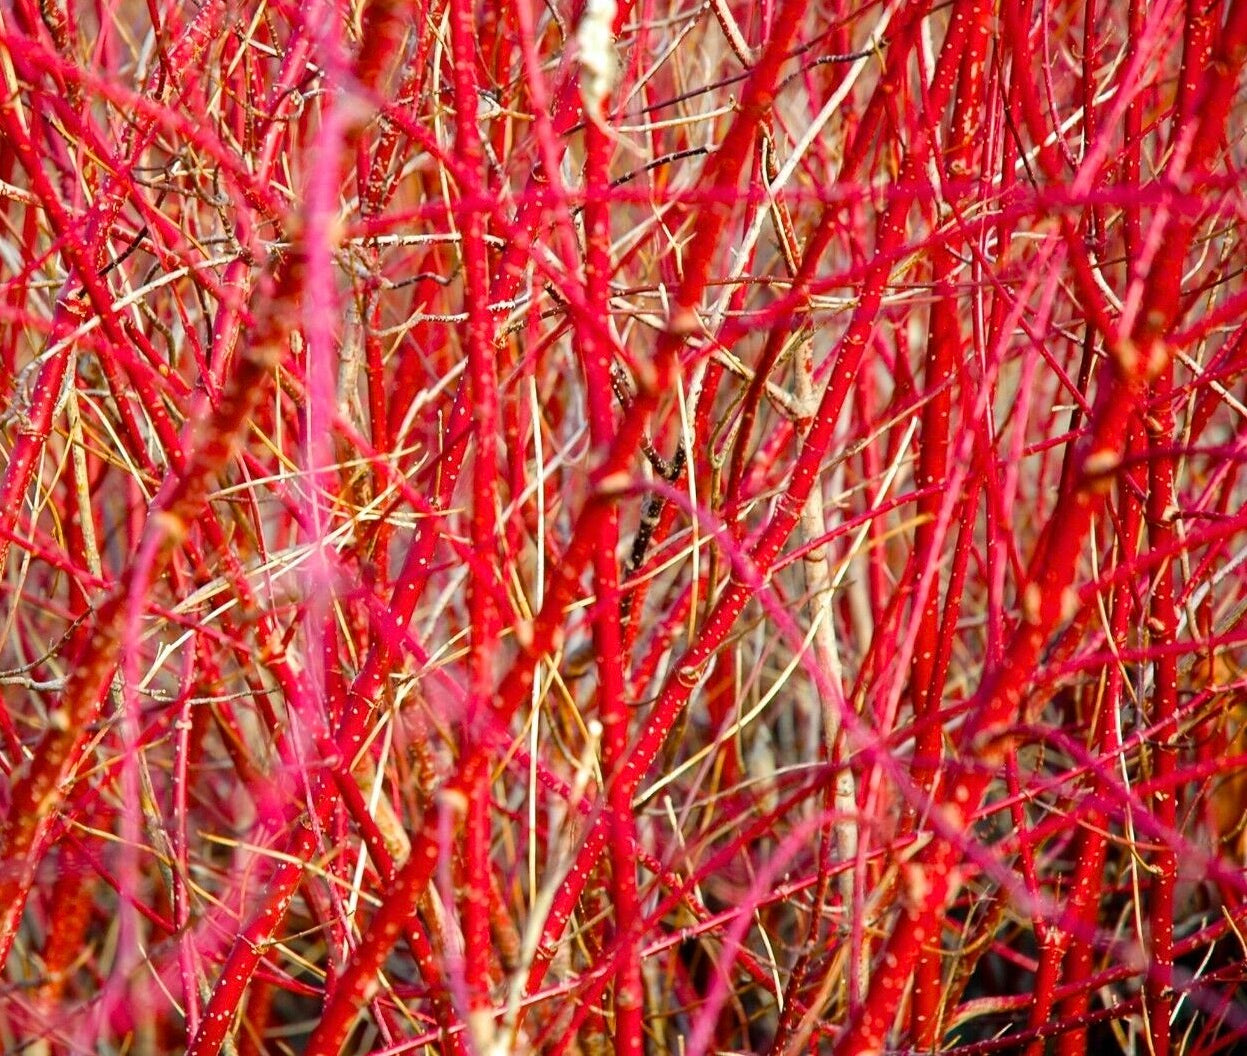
2,1,1247,1053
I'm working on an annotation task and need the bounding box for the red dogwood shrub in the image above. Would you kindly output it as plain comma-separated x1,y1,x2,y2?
1,1,1246,1053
